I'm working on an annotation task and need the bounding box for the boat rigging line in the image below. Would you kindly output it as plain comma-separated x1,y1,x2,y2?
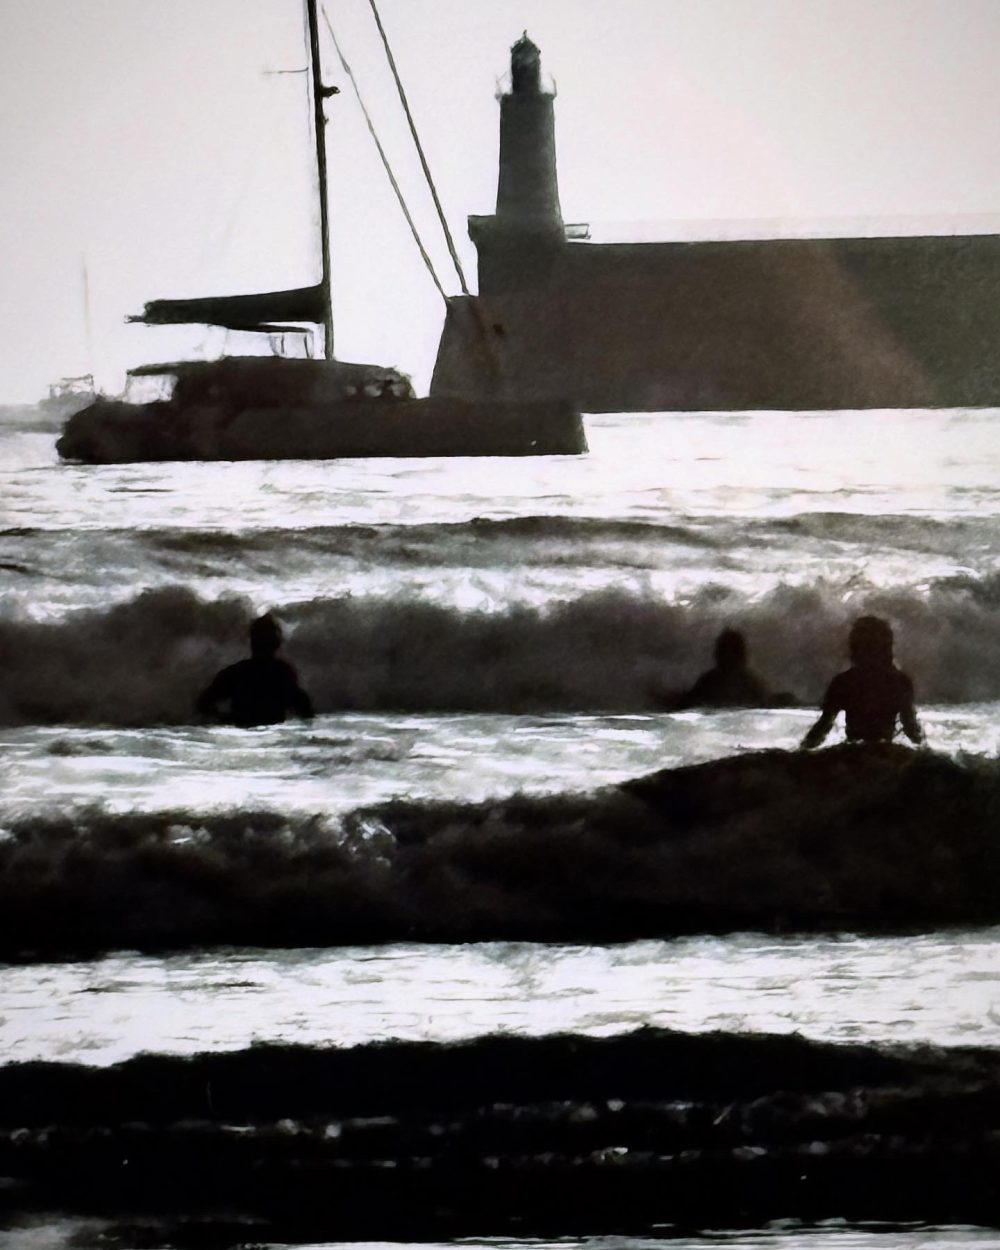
318,0,502,391
362,0,472,297
318,4,448,303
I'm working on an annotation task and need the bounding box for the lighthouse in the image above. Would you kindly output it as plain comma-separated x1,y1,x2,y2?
470,34,565,293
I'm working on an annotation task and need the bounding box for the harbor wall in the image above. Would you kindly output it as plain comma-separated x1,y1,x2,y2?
431,232,1000,411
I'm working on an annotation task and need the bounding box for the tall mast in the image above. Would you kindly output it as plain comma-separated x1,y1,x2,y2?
305,0,335,359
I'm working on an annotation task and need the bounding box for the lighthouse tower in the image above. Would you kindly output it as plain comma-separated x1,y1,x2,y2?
470,34,565,294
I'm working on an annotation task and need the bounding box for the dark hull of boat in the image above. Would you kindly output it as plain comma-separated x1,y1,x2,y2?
56,395,587,462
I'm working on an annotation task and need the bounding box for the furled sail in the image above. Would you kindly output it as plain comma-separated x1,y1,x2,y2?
130,284,325,333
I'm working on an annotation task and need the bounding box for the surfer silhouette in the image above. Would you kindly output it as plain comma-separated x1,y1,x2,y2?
674,629,782,709
196,614,313,728
801,615,923,748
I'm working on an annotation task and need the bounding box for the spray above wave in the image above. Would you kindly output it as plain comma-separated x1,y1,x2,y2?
1,575,1000,725
2,746,999,959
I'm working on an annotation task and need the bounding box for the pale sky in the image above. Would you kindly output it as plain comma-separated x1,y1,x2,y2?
3,0,1000,401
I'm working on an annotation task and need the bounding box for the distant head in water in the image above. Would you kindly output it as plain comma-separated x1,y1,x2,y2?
670,627,780,709
714,628,748,671
849,616,894,669
197,613,313,727
249,613,283,658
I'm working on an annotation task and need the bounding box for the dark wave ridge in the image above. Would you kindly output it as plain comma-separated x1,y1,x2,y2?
3,746,999,960
3,511,997,578
2,1030,1000,1239
0,516,706,574
2,575,1000,725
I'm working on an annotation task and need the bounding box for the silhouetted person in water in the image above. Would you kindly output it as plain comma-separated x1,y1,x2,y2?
197,614,313,727
676,629,775,709
801,615,922,748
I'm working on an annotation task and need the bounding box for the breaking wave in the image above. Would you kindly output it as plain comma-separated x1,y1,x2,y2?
2,746,999,959
1,573,1000,724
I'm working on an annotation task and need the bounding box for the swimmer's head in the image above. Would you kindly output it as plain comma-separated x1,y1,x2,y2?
714,628,748,669
249,613,283,657
849,615,894,668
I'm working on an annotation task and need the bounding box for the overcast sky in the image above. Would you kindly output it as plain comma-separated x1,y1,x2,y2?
4,0,1000,401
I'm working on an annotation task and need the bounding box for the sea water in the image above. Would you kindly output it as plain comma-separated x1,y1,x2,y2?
1,408,1000,1244
4,928,1000,1067
2,1225,998,1249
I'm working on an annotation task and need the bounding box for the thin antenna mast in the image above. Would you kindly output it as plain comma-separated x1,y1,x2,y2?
304,0,337,359
81,255,95,383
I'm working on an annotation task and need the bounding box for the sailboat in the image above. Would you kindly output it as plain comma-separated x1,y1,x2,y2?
56,1,586,463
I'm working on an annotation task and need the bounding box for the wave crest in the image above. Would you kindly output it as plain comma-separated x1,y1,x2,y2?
2,746,999,958
1,576,999,724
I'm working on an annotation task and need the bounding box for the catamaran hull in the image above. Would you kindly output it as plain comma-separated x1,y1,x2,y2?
56,396,587,462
